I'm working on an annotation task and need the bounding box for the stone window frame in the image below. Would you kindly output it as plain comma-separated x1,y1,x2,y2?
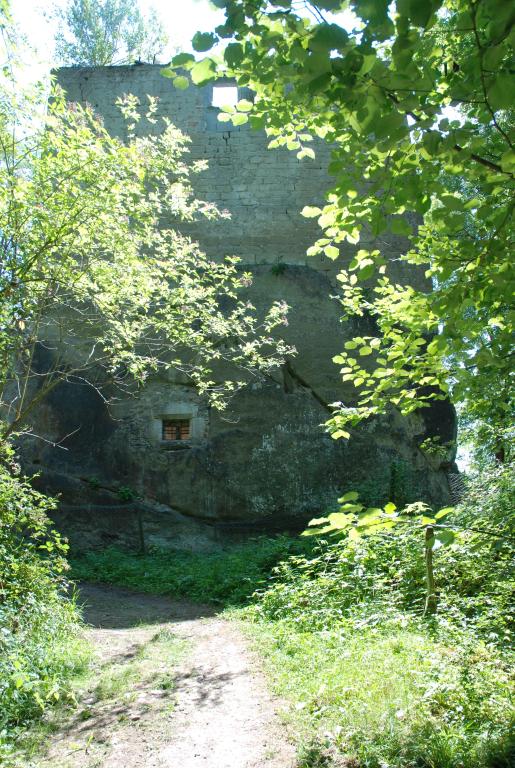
211,82,239,109
161,417,191,442
151,403,206,447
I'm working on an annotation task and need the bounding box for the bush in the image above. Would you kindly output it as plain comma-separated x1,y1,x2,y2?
253,464,514,643
69,465,514,768
243,464,514,767
0,448,85,760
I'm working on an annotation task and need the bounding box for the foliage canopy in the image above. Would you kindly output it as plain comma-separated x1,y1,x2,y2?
53,0,169,66
0,82,291,440
164,0,515,459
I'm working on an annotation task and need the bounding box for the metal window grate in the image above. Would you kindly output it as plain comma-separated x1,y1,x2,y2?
162,418,191,441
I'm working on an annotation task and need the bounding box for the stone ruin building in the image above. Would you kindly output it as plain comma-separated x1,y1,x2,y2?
21,65,456,551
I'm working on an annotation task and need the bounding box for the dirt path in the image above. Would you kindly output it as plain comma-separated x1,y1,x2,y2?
37,584,296,768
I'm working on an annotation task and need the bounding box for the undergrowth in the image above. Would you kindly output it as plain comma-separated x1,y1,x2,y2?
15,624,186,766
71,464,514,768
0,451,86,764
71,535,308,605
242,463,514,768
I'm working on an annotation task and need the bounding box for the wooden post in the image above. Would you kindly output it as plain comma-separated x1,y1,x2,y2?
137,509,146,555
424,525,437,615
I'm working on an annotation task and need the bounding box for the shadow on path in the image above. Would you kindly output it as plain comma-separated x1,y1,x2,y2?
78,582,216,628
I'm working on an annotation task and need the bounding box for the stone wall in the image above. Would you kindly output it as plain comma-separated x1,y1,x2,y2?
20,65,455,551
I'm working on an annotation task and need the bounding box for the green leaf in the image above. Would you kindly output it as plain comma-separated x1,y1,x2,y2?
309,23,349,52
190,58,217,85
500,150,515,173
192,32,218,52
171,52,196,67
224,43,244,68
327,512,353,528
488,74,515,111
324,245,339,259
231,112,249,126
397,0,441,27
436,529,456,546
308,516,329,526
236,99,254,112
358,507,383,523
297,147,316,160
339,491,360,502
358,264,375,281
249,115,265,130
173,76,189,90
435,506,454,520
301,206,322,218
331,428,350,439
423,130,442,156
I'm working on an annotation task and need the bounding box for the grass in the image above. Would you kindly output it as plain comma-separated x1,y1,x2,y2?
11,624,186,767
67,465,514,768
241,617,514,768
89,626,186,705
70,535,307,605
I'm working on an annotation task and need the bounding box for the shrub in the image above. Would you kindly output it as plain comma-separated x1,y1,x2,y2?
243,464,514,767
0,447,85,760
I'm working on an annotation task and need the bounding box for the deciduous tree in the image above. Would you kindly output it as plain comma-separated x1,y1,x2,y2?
53,0,168,65
0,81,291,439
164,0,514,460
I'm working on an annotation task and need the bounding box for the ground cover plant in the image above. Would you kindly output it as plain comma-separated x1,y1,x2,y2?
0,448,87,764
71,535,308,606
242,463,514,768
72,463,514,768
15,621,186,767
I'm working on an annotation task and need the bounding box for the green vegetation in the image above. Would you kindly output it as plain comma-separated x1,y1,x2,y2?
87,626,185,704
0,447,87,763
71,535,308,605
160,7,515,755
0,0,289,753
250,623,513,768
0,0,513,762
0,71,290,438
16,624,185,766
166,0,514,460
72,464,514,768
243,463,514,767
52,0,169,65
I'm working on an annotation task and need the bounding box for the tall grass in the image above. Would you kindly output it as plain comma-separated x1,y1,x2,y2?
0,453,86,762
243,464,514,767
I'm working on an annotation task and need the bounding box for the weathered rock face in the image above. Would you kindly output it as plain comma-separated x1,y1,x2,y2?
20,65,456,551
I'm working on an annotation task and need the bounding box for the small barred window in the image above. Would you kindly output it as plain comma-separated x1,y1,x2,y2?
162,418,191,441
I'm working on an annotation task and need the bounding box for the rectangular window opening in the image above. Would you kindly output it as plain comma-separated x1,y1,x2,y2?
211,85,238,109
162,418,191,441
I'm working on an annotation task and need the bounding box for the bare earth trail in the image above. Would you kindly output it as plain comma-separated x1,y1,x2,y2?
39,584,296,768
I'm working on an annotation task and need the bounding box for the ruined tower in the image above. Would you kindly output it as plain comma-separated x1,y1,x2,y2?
22,65,455,550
